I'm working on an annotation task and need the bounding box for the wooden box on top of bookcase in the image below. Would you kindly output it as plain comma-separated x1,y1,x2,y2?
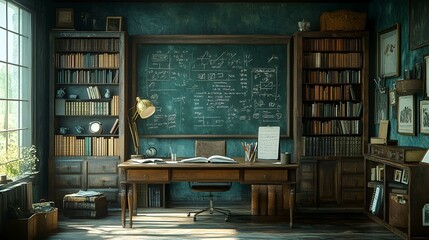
48,31,127,207
293,31,369,210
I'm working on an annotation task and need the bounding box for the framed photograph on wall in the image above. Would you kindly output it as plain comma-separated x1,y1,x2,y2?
377,24,401,77
410,0,429,50
56,8,74,29
420,100,429,134
106,16,123,31
374,89,388,124
397,95,415,135
394,169,402,182
424,55,429,98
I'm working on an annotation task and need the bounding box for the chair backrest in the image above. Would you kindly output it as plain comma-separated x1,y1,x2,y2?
195,140,226,157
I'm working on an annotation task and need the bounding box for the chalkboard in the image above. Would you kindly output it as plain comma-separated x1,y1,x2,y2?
131,35,290,138
410,0,429,50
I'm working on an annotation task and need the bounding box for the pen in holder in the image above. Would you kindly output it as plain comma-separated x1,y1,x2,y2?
242,142,257,162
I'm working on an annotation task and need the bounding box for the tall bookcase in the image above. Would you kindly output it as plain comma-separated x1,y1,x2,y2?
293,31,369,210
49,31,127,206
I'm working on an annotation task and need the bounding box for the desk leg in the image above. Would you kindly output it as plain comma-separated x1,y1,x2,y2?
128,186,134,228
121,184,126,228
289,188,295,228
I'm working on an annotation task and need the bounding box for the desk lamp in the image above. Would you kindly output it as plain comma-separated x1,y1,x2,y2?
129,97,155,159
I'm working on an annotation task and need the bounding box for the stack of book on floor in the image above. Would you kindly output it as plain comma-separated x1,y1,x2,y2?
63,190,107,218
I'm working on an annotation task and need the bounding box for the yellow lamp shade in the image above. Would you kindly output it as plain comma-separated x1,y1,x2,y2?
135,97,156,119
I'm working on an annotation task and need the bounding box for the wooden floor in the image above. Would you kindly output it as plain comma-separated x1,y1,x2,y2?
38,206,401,240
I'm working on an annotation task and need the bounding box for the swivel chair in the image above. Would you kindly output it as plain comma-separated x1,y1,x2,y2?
187,140,232,222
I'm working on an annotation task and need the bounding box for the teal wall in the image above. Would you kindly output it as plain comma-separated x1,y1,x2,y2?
369,0,429,148
43,1,375,203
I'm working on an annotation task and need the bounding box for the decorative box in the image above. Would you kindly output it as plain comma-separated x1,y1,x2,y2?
320,10,366,31
63,194,107,218
368,144,427,163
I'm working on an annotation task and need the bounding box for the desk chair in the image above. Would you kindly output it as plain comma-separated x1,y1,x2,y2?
187,140,232,222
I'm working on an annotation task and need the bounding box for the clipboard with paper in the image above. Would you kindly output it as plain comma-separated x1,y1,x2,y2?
257,126,280,160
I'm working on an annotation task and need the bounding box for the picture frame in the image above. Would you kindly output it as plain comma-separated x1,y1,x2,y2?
397,95,415,135
106,16,123,31
394,169,402,182
423,204,429,226
424,55,429,98
377,24,401,78
401,169,409,184
55,8,74,29
374,89,388,124
389,89,396,106
420,100,429,134
410,0,429,50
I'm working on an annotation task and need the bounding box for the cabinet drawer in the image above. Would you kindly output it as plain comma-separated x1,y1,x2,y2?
243,170,288,182
342,190,364,203
88,160,118,174
55,161,82,174
55,175,82,188
127,170,169,182
172,170,239,181
342,175,364,188
88,174,118,188
342,161,363,173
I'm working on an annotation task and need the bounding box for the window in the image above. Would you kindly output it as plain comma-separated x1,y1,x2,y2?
0,0,34,181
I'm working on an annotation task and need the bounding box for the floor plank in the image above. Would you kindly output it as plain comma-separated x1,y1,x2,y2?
38,207,401,240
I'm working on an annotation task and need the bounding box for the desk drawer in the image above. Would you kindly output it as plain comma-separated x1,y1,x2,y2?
127,170,169,182
243,170,288,182
171,170,240,181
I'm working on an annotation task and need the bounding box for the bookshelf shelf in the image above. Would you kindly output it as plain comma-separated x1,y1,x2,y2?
49,31,127,207
294,31,368,210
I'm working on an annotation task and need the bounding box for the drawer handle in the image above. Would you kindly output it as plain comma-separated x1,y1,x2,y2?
263,175,271,180
143,174,149,180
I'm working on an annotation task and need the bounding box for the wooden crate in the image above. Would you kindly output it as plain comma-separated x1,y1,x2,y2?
6,208,58,240
320,10,366,31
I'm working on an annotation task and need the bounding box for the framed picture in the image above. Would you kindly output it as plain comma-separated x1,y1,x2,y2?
410,0,429,50
394,169,402,182
420,100,429,134
374,89,388,124
389,89,396,106
424,55,429,98
106,16,123,31
56,8,74,29
401,169,409,184
377,24,401,78
397,95,415,135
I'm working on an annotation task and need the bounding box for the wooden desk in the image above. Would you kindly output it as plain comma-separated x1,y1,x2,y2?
118,160,297,228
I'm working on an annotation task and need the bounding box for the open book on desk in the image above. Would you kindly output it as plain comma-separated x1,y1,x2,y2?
180,155,237,164
130,158,166,164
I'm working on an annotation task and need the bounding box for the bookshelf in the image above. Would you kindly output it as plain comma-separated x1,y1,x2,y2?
365,146,429,239
293,31,369,210
49,31,127,206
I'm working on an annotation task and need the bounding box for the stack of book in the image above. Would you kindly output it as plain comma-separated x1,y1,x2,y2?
63,190,107,218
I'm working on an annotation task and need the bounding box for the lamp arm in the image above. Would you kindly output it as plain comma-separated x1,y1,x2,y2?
128,108,140,156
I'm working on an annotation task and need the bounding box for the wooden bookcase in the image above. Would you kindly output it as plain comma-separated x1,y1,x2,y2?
293,31,369,210
365,150,429,239
49,31,127,206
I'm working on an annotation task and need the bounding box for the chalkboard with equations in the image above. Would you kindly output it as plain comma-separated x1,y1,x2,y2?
131,35,290,138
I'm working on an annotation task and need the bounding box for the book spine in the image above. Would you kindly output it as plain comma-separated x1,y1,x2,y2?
251,185,260,216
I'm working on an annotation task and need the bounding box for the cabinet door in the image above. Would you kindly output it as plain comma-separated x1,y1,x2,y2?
318,160,338,205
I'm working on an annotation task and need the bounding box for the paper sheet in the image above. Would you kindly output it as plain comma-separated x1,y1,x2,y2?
257,126,280,160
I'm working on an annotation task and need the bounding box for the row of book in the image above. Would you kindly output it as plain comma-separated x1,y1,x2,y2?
303,70,361,84
303,101,362,118
303,119,361,135
303,38,363,52
301,136,362,156
55,96,119,116
54,135,119,156
304,84,357,101
56,69,119,84
303,52,363,68
55,38,120,52
147,185,163,208
55,53,120,68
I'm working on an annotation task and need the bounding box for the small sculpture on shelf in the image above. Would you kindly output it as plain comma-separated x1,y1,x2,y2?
75,125,84,134
56,88,66,98
104,89,111,99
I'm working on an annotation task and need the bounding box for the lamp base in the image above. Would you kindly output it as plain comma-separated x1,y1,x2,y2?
130,154,144,159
